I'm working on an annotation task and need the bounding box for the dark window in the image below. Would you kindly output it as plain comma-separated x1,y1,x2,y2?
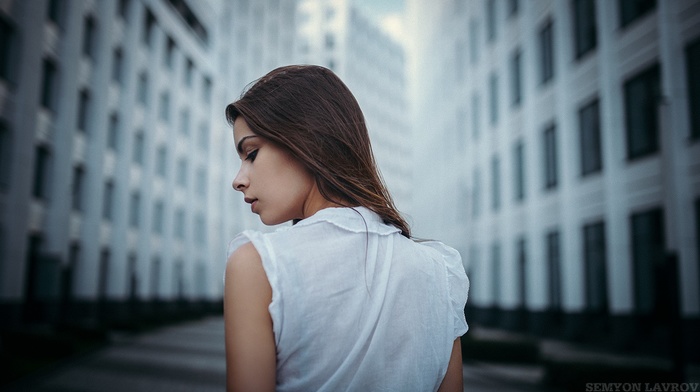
489,73,498,125
41,59,59,111
631,208,666,315
33,145,51,200
471,93,480,140
514,141,525,201
143,9,156,47
1,15,17,84
491,243,501,305
77,89,90,132
47,0,65,27
151,256,161,298
486,0,497,43
471,168,481,218
469,20,479,65
0,121,11,191
508,0,519,17
118,0,130,20
579,98,602,175
159,91,170,122
82,16,97,59
103,180,113,220
98,249,110,299
107,113,119,151
127,253,137,299
539,20,555,85
112,48,123,84
696,199,700,303
583,221,608,312
129,191,140,228
156,145,167,177
619,0,656,28
198,123,209,151
179,109,189,136
196,167,207,197
175,208,185,239
177,158,188,187
71,165,84,211
325,33,334,50
573,0,597,59
510,48,522,107
195,214,206,245
516,237,527,308
137,72,148,106
547,230,561,311
153,200,164,234
165,36,176,68
184,58,194,87
491,156,500,211
686,38,700,140
624,64,660,159
543,124,558,189
202,76,212,103
133,132,144,165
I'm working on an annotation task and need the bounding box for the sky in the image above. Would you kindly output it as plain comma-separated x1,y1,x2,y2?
353,0,406,44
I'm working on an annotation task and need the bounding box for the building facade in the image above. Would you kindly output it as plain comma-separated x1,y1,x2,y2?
0,0,297,327
409,0,700,356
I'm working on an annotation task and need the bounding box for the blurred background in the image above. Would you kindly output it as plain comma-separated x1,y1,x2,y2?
1,0,699,389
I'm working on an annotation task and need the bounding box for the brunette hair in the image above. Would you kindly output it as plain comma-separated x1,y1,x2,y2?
225,65,411,238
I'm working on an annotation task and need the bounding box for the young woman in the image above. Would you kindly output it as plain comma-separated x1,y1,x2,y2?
224,65,468,392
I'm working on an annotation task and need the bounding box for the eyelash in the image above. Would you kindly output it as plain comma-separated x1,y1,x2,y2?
245,149,258,162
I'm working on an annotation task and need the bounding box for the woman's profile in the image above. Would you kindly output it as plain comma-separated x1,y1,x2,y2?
224,65,469,392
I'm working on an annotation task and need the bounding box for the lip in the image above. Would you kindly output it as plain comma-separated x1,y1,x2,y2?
244,197,258,213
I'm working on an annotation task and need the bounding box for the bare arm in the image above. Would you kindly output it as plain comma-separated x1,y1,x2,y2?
224,242,276,392
437,338,463,392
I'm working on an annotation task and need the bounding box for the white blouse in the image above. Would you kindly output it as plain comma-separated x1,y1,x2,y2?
227,206,469,392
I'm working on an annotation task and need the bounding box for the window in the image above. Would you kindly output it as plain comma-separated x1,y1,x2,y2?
127,253,137,299
686,38,700,140
111,48,123,84
579,99,602,175
179,109,190,136
491,156,500,211
47,0,65,27
469,20,479,65
32,145,51,200
543,124,558,190
196,167,207,197
1,15,17,84
491,243,501,305
143,9,156,47
539,20,555,85
164,36,176,68
82,16,97,60
624,64,660,160
159,91,170,122
150,256,161,298
514,141,525,202
202,76,212,103
508,0,519,17
41,59,59,111
573,0,597,60
325,33,334,50
194,214,206,245
583,221,608,312
137,72,149,106
153,200,164,234
198,123,209,151
107,113,119,151
546,230,561,311
177,158,188,187
156,145,167,177
0,122,11,191
631,208,665,315
471,93,480,140
489,73,498,126
77,89,90,133
486,0,497,43
619,0,656,28
98,248,110,299
516,237,527,308
471,168,481,218
129,191,140,228
71,165,84,211
510,48,522,107
184,58,194,87
133,131,144,165
118,0,130,20
103,180,113,220
175,208,185,239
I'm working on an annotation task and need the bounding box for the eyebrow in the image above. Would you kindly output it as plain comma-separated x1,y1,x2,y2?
236,135,259,154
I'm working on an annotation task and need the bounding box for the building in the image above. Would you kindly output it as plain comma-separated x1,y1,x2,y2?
0,0,297,327
296,0,413,216
409,0,700,356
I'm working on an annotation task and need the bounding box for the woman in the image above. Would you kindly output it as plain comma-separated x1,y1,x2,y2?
224,65,468,392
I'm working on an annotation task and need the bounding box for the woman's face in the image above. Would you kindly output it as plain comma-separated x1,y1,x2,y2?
232,117,318,225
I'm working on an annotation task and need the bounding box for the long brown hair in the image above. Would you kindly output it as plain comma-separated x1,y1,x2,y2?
225,65,410,238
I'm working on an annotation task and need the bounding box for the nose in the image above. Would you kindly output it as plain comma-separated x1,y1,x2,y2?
232,167,248,191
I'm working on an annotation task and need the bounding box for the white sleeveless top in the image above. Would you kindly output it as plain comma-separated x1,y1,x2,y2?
227,207,469,392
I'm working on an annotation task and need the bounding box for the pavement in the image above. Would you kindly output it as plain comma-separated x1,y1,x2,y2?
3,316,554,392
